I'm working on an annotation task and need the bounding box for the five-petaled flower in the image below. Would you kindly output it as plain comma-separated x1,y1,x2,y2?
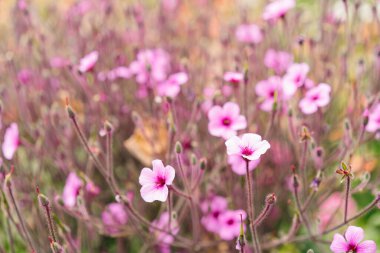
208,102,247,139
299,83,331,114
225,133,270,161
330,226,377,253
139,159,175,202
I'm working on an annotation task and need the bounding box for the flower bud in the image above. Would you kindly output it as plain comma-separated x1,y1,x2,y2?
265,193,277,205
200,158,207,170
104,120,113,132
38,193,50,207
190,154,197,166
175,141,182,154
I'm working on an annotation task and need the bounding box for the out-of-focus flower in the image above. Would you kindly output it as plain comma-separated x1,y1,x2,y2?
62,172,83,208
223,71,244,85
299,83,331,114
264,49,293,75
17,69,33,85
366,104,380,133
262,0,295,23
208,102,247,140
85,181,101,197
282,63,310,97
2,123,19,160
330,226,377,253
50,57,70,68
218,210,247,240
161,0,178,11
157,72,188,98
78,51,99,73
102,203,128,234
228,155,260,175
235,24,263,44
201,196,228,233
201,86,217,113
255,76,286,112
139,159,175,202
225,133,270,161
150,212,179,252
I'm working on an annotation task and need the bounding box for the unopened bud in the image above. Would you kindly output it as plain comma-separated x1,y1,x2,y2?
38,194,50,207
293,174,299,189
265,193,277,205
191,154,197,166
104,121,113,132
200,158,207,170
175,141,182,154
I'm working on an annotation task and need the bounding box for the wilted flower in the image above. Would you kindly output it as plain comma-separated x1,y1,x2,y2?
208,102,247,139
235,24,263,44
102,203,128,234
299,83,331,114
78,51,99,73
262,0,295,23
218,210,247,240
2,123,19,160
330,226,377,253
139,159,175,202
225,133,270,161
264,49,293,75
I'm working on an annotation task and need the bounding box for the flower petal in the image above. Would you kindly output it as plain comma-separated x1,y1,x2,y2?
330,233,349,253
357,240,377,253
140,184,169,202
164,165,175,185
139,168,155,185
241,133,262,147
345,226,364,246
225,136,242,156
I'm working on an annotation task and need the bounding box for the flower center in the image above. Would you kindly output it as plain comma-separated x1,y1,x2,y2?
347,244,357,252
155,176,166,188
269,90,275,98
227,219,234,225
212,211,220,219
241,146,254,156
311,94,319,101
222,117,232,126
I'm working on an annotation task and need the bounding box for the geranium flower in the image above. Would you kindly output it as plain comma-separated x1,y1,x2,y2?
223,71,244,85
201,196,228,233
2,123,19,160
262,0,295,24
228,155,260,175
139,159,175,202
78,51,99,73
62,172,83,207
366,104,380,133
218,210,247,240
299,83,331,114
330,226,376,253
208,102,247,139
264,49,293,75
102,203,128,234
150,212,179,253
225,133,270,161
235,24,263,44
282,63,310,97
255,76,286,112
157,72,188,98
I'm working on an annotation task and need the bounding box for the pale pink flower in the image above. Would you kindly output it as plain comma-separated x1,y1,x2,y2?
218,210,247,240
228,155,260,175
201,86,217,113
62,172,83,207
113,66,132,79
282,63,310,97
264,49,293,74
50,57,70,68
150,212,179,252
78,51,99,73
224,71,244,85
255,76,285,112
366,104,380,133
208,102,247,139
201,196,228,233
2,123,19,160
102,203,128,234
299,83,331,114
157,72,188,98
235,24,263,44
262,0,295,23
225,133,270,161
330,226,376,253
139,160,175,202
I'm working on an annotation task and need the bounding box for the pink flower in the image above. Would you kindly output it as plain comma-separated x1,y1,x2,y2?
299,83,331,114
201,196,228,233
218,210,247,240
157,72,188,98
78,51,99,73
102,203,128,234
330,226,377,253
50,57,70,68
264,49,293,74
262,0,295,24
62,172,83,207
228,155,260,175
366,104,380,133
255,76,285,112
2,123,19,160
139,160,175,202
282,63,310,97
225,133,270,161
17,69,33,85
208,102,247,139
150,212,179,252
223,71,244,85
235,24,263,44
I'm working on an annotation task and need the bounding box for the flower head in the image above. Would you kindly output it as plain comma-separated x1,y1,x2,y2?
255,76,285,112
263,0,295,24
235,24,263,44
139,159,175,202
102,203,128,234
208,102,247,139
224,71,244,85
225,133,270,161
330,226,376,253
157,72,188,98
78,51,99,73
218,210,247,240
282,63,310,97
264,49,293,75
62,172,83,207
201,196,228,233
299,83,331,114
366,104,380,133
2,123,19,160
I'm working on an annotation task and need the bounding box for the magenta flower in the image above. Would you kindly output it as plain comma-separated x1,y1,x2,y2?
262,0,295,24
330,226,377,253
223,71,244,85
255,76,286,112
157,72,189,98
150,212,179,252
17,69,33,85
264,49,293,75
208,102,247,139
139,159,175,202
2,123,19,160
299,83,331,114
366,104,380,133
225,133,270,161
282,63,310,97
201,196,228,233
218,210,247,240
62,172,83,207
235,24,263,44
78,51,99,73
228,155,260,175
102,203,128,234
